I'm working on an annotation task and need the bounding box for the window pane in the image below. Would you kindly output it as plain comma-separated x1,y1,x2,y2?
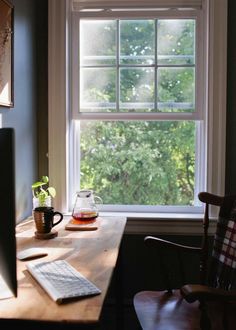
157,67,195,112
120,68,154,111
80,20,116,65
80,68,116,112
80,121,195,206
157,19,195,65
120,20,155,65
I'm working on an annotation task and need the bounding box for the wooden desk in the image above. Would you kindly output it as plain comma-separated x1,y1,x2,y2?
0,216,126,328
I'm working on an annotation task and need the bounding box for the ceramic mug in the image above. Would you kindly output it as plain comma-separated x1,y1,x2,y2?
33,207,63,234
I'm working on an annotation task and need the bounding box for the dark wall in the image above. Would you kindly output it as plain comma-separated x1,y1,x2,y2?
0,0,48,222
0,0,38,222
112,234,204,299
35,0,48,177
226,0,236,194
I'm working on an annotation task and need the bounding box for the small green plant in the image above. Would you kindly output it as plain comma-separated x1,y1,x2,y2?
32,176,56,207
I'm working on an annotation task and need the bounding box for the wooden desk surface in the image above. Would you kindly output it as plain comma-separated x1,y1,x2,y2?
0,216,126,325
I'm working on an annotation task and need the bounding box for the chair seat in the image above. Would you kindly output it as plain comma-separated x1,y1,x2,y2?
133,290,201,330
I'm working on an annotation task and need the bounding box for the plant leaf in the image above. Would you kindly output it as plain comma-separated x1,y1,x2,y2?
42,176,49,184
31,181,46,189
48,187,56,198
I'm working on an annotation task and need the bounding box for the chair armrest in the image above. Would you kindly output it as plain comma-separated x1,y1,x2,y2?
144,236,201,254
181,284,236,303
198,192,224,206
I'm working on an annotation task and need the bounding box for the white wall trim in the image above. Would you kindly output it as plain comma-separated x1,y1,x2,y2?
206,0,228,212
124,217,216,235
48,0,69,212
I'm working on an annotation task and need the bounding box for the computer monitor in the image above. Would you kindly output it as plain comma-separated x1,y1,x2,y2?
0,127,17,298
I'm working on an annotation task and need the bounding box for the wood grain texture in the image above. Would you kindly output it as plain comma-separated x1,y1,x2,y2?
134,290,201,330
0,216,126,324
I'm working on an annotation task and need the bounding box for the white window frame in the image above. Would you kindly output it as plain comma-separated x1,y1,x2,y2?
71,11,204,214
48,0,227,223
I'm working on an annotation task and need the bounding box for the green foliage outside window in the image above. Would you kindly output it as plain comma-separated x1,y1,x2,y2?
80,121,195,205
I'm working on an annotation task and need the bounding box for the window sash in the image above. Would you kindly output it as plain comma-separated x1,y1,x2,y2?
79,19,196,115
70,10,205,213
72,11,204,122
69,119,204,213
72,0,203,12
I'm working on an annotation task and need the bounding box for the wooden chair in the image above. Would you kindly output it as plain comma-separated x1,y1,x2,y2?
133,192,236,330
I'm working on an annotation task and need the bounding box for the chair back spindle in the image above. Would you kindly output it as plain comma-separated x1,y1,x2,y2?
200,202,209,285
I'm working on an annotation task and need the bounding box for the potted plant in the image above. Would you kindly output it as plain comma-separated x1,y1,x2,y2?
32,175,56,209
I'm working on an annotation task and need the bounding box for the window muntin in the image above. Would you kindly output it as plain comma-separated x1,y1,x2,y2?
79,18,196,114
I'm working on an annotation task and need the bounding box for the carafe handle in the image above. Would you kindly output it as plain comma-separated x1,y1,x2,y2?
94,195,103,204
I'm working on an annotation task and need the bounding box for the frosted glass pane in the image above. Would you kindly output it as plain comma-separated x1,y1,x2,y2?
157,67,195,112
120,20,155,64
80,20,116,65
80,68,116,112
158,19,195,65
120,68,154,111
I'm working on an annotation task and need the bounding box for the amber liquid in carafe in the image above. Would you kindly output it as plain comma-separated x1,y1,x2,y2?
72,210,98,221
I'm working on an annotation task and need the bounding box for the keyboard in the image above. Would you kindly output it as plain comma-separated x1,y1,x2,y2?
26,259,101,304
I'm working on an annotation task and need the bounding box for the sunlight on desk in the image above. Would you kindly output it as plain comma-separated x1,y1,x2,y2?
0,216,127,326
17,247,74,281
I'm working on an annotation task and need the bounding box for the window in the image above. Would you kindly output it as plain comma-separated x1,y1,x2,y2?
71,4,203,212
48,0,227,218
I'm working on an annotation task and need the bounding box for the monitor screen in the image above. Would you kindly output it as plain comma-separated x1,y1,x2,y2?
0,127,17,298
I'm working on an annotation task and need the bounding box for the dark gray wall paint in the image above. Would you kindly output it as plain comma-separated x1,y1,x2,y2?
226,0,236,195
35,0,48,178
0,0,37,222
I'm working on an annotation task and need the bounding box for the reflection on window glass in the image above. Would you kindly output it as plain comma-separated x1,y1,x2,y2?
80,20,116,65
80,68,116,111
120,68,154,111
120,20,155,65
157,19,195,65
79,18,196,113
157,67,195,112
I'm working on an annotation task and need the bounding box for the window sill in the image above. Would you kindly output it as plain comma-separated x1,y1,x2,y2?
62,212,217,235
99,212,217,235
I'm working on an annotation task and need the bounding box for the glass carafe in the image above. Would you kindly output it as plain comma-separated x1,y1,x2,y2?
72,190,103,221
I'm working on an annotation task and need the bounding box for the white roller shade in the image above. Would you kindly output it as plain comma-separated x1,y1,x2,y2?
73,0,203,11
